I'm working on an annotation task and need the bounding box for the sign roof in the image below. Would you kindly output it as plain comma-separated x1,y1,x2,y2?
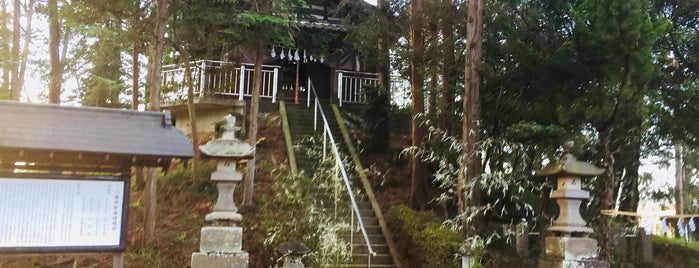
0,101,193,172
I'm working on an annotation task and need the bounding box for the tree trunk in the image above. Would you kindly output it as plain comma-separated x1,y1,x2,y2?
1,0,9,93
408,0,429,210
132,44,140,110
439,0,455,131
17,0,33,99
184,55,199,178
48,0,60,104
10,0,19,100
597,126,615,263
144,0,168,246
149,0,167,112
675,143,684,215
459,0,484,239
428,57,437,116
618,133,641,214
244,43,264,206
618,150,640,213
376,0,391,90
131,43,145,190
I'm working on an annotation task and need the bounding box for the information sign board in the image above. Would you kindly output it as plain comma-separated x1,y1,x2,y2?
0,177,127,252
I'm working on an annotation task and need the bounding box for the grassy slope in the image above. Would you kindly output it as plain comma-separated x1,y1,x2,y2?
0,115,287,268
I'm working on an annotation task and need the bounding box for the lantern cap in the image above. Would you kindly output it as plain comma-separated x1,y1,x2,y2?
534,141,604,177
199,115,254,159
278,239,310,255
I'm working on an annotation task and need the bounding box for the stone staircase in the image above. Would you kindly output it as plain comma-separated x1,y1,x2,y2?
282,101,396,268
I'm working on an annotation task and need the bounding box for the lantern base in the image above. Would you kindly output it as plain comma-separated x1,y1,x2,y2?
538,257,609,268
191,252,248,268
206,211,243,224
192,226,248,268
539,237,608,268
547,225,594,234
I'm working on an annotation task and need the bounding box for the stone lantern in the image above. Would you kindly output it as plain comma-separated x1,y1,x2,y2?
277,239,311,268
535,142,609,268
191,114,254,268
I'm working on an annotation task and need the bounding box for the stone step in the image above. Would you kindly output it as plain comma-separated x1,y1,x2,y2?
341,232,386,245
330,216,379,227
349,253,394,265
352,243,391,255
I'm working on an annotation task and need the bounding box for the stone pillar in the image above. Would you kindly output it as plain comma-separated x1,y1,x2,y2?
192,115,254,268
515,223,529,257
639,231,653,265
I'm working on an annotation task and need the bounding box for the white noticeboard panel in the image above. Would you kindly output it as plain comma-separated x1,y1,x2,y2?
0,177,126,252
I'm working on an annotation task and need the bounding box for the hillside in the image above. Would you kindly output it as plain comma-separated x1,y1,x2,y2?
1,111,698,267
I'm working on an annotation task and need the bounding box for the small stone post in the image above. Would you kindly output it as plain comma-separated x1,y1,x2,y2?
535,142,609,268
191,115,254,268
515,223,529,257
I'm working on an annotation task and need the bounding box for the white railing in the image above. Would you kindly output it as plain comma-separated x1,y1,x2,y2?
161,60,280,103
336,70,379,107
308,78,376,265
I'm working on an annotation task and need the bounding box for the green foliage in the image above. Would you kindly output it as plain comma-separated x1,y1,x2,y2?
296,30,339,58
260,140,361,266
653,236,699,267
417,222,463,267
360,85,391,152
232,11,297,48
0,87,9,100
259,172,318,252
419,121,561,227
387,205,461,267
161,161,217,199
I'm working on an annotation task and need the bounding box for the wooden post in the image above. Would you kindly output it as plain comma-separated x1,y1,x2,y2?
199,60,207,96
272,67,279,103
337,71,344,107
307,76,311,108
294,61,299,104
239,65,246,101
113,252,124,268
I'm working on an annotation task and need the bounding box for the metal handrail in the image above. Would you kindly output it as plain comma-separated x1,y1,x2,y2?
335,70,379,107
307,78,376,262
162,60,280,70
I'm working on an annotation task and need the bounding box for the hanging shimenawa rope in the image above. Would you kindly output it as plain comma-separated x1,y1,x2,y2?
269,47,324,63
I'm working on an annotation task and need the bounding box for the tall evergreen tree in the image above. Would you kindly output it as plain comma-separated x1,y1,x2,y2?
1,0,9,97
235,0,299,206
570,0,662,261
48,0,61,104
81,23,126,107
409,0,429,209
438,0,457,132
9,0,20,100
144,0,169,247
460,0,484,240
